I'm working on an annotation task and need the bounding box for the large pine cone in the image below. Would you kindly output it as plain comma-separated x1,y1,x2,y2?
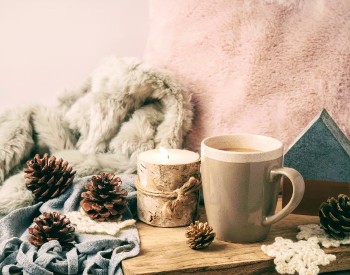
80,173,128,221
24,153,76,201
185,221,216,249
28,212,75,248
319,194,350,239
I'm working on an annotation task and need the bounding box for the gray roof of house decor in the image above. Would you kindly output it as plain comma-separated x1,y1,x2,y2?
284,109,350,182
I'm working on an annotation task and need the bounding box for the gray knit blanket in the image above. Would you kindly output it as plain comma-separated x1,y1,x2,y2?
0,175,139,275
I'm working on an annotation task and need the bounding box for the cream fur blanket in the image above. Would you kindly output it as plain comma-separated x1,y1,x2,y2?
144,0,350,151
0,57,193,215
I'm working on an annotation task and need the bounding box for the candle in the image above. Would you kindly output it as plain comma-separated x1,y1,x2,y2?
137,148,200,191
136,148,201,227
138,148,200,165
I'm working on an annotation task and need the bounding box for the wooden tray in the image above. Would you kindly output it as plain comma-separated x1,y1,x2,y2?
122,200,350,274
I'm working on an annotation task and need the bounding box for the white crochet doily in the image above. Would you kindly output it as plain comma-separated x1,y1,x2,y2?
261,223,350,275
297,224,350,248
261,237,335,275
66,209,136,236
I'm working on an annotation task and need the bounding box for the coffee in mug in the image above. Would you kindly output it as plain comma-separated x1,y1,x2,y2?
201,134,305,243
220,147,262,152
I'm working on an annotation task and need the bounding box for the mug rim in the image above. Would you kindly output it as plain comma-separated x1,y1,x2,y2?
201,133,284,163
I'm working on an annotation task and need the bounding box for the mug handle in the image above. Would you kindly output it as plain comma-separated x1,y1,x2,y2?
262,167,305,226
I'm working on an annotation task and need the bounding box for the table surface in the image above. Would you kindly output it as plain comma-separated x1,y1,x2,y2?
122,200,350,274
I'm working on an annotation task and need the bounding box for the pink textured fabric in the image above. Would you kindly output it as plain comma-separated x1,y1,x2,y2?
144,0,350,152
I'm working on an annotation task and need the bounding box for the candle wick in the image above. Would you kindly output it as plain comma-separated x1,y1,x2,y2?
167,154,169,159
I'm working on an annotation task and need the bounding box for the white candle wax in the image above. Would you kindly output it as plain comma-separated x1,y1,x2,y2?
138,148,200,165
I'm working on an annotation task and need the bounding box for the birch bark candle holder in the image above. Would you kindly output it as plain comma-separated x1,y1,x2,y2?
136,148,201,227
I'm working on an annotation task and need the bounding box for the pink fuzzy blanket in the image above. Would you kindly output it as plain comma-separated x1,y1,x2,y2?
144,0,350,152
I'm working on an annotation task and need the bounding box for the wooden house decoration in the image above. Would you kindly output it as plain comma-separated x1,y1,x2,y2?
282,109,350,216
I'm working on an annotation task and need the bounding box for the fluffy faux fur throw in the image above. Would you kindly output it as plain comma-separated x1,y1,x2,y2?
0,57,193,215
144,0,350,151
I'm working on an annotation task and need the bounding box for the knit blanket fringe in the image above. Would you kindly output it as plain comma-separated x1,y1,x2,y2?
0,175,139,275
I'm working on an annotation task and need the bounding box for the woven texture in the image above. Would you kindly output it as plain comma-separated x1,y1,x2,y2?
0,174,139,275
66,210,136,236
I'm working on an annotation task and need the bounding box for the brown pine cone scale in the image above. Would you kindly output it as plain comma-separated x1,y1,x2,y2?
28,212,75,248
24,153,76,201
319,194,350,239
80,172,128,221
186,221,216,250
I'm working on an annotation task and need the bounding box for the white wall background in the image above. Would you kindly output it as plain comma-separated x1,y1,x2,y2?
0,0,149,111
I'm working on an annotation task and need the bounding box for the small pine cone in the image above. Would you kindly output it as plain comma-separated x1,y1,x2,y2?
24,153,76,201
185,221,216,250
319,194,350,239
28,212,75,248
80,172,128,221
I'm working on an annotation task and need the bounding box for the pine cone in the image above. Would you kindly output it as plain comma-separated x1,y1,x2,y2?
80,172,128,221
28,212,75,248
319,194,350,239
185,221,216,249
24,153,76,201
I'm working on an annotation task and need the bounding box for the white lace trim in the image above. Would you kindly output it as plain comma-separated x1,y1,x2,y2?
66,209,136,236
